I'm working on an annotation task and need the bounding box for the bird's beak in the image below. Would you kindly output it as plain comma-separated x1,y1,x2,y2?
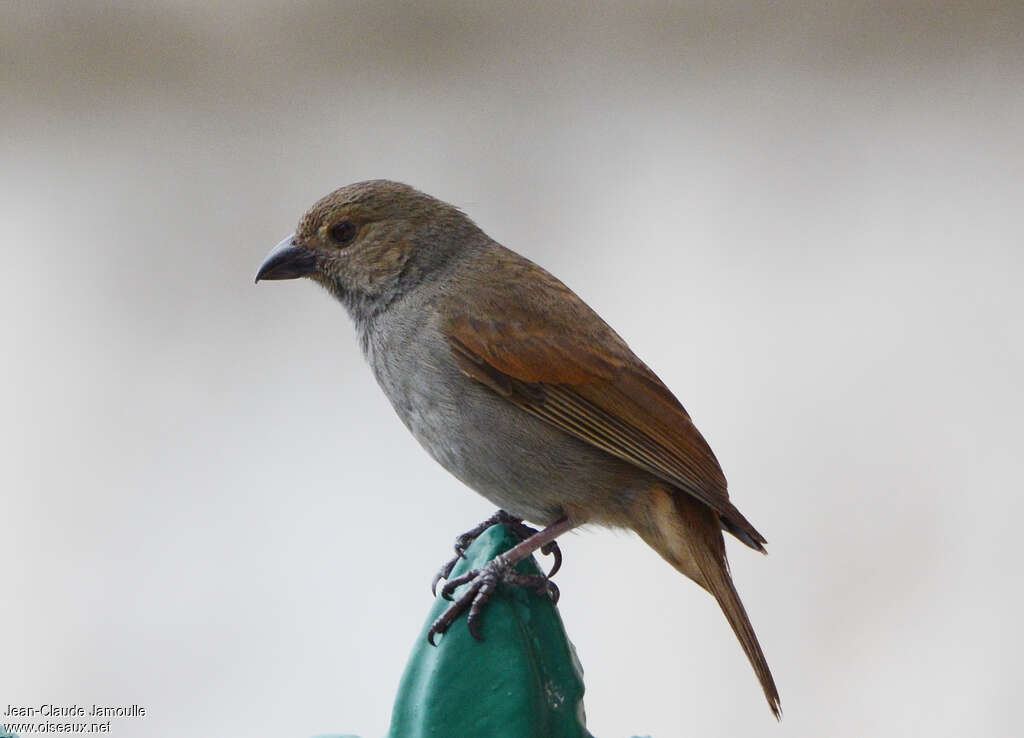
255,234,318,282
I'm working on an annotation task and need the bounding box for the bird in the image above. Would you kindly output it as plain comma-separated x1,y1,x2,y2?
256,179,780,717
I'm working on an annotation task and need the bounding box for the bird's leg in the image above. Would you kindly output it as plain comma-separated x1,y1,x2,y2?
431,510,562,595
427,516,574,645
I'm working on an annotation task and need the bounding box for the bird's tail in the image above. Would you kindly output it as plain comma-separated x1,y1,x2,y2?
634,486,781,719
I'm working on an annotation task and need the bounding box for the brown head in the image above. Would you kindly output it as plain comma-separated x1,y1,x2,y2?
256,180,485,316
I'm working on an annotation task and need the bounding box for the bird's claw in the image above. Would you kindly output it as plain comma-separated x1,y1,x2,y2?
540,540,562,578
431,510,563,594
426,557,559,645
430,535,481,596
430,551,464,597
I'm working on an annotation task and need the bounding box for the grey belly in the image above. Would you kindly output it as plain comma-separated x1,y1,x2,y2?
365,326,639,526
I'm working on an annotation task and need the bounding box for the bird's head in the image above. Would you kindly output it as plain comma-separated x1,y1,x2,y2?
256,180,482,315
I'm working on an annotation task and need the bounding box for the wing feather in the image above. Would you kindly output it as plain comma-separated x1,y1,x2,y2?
442,256,767,550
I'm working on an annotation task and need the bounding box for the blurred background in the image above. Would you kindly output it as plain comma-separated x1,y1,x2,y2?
3,1,1022,736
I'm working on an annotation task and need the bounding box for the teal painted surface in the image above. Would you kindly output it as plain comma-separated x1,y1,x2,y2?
387,524,593,738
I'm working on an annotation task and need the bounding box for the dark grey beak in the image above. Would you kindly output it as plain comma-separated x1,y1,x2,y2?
255,234,318,282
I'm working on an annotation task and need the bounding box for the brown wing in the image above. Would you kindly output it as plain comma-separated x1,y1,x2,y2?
441,249,766,549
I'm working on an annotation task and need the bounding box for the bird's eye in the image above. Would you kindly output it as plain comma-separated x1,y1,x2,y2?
327,220,358,246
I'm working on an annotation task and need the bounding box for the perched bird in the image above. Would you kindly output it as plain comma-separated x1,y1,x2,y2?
256,180,780,717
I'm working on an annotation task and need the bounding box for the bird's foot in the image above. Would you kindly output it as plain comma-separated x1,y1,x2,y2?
431,510,561,596
426,555,560,644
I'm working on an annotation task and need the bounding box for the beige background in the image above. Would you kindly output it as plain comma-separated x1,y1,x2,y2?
3,2,1022,736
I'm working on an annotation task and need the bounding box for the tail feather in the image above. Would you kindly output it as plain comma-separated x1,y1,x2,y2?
635,486,781,718
692,528,781,719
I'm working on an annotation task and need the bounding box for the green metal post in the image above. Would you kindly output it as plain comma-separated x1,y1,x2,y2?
387,524,593,738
